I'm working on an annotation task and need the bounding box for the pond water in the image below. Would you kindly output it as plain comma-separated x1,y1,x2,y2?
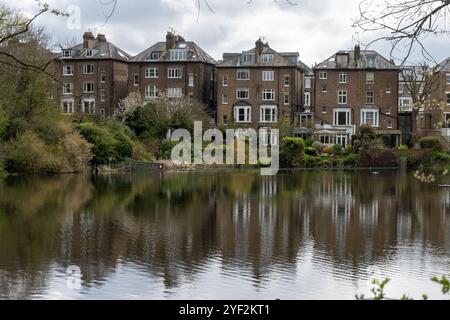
0,170,449,300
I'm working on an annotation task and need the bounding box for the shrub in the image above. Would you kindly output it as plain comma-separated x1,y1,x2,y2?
303,155,320,168
344,145,353,156
432,152,450,162
343,153,359,167
398,145,409,151
159,140,179,160
305,147,319,156
304,139,315,148
318,159,333,168
419,136,448,152
280,137,305,167
333,144,343,156
322,145,334,156
312,142,325,151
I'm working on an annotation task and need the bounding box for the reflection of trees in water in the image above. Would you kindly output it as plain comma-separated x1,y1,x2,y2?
0,171,449,298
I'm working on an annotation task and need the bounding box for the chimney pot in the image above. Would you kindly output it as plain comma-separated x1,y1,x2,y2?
97,34,107,42
83,31,96,49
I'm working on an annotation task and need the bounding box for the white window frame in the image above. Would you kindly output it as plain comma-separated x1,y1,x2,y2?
100,89,106,102
447,92,450,105
100,72,106,83
222,75,229,86
262,70,274,81
387,121,393,129
262,89,275,101
399,97,413,112
234,106,251,123
189,73,194,87
168,68,182,79
399,84,404,94
260,105,277,123
63,65,74,76
304,77,311,89
236,88,249,100
62,50,72,58
167,88,183,98
386,106,391,115
339,72,347,84
447,74,450,85
222,94,228,105
237,69,250,80
366,91,374,104
61,99,75,114
63,83,73,95
338,90,347,105
83,82,94,94
386,85,392,93
145,85,158,99
145,68,159,79
319,71,328,79
361,109,380,127
133,75,139,86
83,64,94,75
85,49,94,58
81,98,96,114
169,49,188,61
321,85,327,93
261,54,274,63
333,108,352,126
366,72,375,84
304,92,311,107
284,93,290,106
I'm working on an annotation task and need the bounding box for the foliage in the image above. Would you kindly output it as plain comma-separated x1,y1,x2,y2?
419,136,448,151
343,154,360,167
305,147,319,156
432,152,450,162
322,145,334,156
332,144,343,156
280,137,305,167
398,145,409,151
0,104,7,139
304,139,315,148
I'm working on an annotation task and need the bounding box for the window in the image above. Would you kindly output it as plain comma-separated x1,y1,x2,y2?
321,85,327,93
223,115,228,126
336,54,349,67
222,75,229,86
236,89,249,100
387,121,393,129
189,74,194,87
82,98,96,114
145,85,158,99
319,71,328,79
222,94,228,105
61,99,74,114
145,68,159,78
361,109,379,127
237,69,250,80
234,106,251,123
304,92,310,107
366,55,376,68
260,105,277,123
447,93,450,105
366,72,375,84
100,89,105,102
284,93,290,105
169,49,188,61
63,65,73,76
304,77,311,89
150,52,161,60
133,75,139,86
333,109,352,126
83,82,94,93
284,75,291,87
386,85,392,93
241,51,255,63
399,84,404,94
260,129,278,146
100,72,106,83
366,91,374,104
262,71,274,81
167,88,183,98
322,106,327,113
85,49,94,57
262,89,275,101
339,72,347,84
261,54,274,63
386,106,391,115
62,50,72,58
399,98,413,112
447,74,450,85
83,64,94,74
338,90,347,104
63,83,73,95
168,68,182,78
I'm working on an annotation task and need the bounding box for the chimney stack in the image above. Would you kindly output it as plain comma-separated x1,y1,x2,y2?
166,31,186,50
83,31,96,49
354,44,361,66
255,38,265,61
97,34,107,42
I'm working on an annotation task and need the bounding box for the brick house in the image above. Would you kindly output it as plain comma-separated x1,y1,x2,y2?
128,32,216,117
313,45,401,147
421,58,450,142
216,38,308,138
55,32,131,117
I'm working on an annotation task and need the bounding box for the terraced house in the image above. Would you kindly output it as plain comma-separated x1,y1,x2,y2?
216,38,308,136
56,32,131,117
128,32,216,116
313,45,401,147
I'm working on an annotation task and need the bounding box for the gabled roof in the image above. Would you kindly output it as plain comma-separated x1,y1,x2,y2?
315,49,398,70
130,41,216,64
436,57,450,72
62,39,131,62
217,43,308,70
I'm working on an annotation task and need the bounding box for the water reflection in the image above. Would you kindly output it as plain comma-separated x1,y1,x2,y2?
0,171,449,299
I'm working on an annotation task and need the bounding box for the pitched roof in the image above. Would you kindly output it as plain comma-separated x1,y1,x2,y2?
436,57,450,72
62,39,132,61
217,44,308,70
315,49,398,70
130,41,216,64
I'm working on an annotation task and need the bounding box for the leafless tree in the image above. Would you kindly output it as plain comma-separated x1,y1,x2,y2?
353,0,450,65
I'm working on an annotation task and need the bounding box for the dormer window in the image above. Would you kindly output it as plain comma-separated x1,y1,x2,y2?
169,49,188,61
366,55,376,68
336,54,349,67
261,54,274,63
86,49,94,58
241,52,255,63
150,52,161,60
62,50,72,58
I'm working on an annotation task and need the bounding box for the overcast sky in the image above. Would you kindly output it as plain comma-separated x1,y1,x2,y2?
9,0,450,66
